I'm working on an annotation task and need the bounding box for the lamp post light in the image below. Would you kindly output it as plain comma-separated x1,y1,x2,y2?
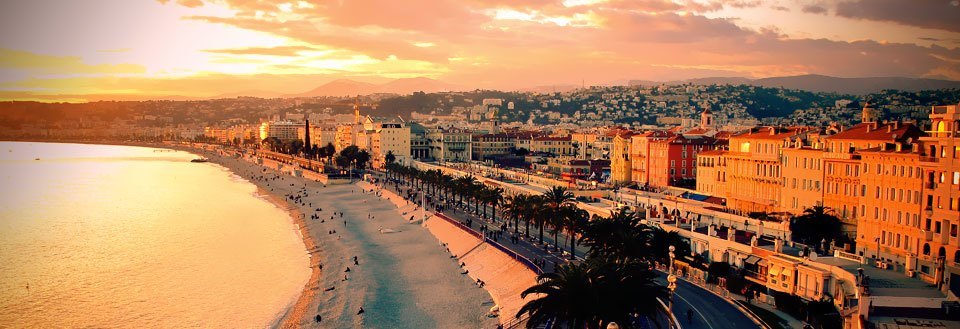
667,245,677,312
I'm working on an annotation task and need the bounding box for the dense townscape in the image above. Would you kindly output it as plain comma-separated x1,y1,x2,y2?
5,82,959,329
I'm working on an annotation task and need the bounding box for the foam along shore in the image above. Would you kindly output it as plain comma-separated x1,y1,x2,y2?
187,147,498,328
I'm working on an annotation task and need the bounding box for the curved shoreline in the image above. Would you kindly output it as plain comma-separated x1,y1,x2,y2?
6,140,511,328
182,147,320,329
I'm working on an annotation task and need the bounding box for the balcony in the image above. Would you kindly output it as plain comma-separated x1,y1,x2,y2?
823,152,860,160
925,181,937,190
920,156,939,163
923,230,934,242
744,269,767,283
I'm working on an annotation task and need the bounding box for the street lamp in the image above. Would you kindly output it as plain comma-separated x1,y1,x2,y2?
667,245,677,312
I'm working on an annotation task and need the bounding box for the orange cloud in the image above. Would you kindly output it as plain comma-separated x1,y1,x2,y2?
0,48,146,75
204,45,318,56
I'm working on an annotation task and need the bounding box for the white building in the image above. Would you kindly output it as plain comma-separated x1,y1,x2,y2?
259,120,300,141
372,122,411,168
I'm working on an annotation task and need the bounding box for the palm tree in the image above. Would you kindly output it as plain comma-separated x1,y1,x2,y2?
548,212,564,252
790,205,843,247
488,187,505,222
439,173,454,202
562,205,588,260
539,187,574,246
649,227,691,264
581,208,655,262
505,194,526,236
517,256,668,329
522,195,543,238
517,260,601,329
384,151,396,166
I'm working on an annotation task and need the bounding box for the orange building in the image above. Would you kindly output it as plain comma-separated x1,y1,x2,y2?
696,150,728,199
823,119,923,235
630,130,670,186
916,103,960,294
723,126,815,214
780,142,825,215
856,143,924,274
647,134,722,187
610,131,635,184
852,103,960,297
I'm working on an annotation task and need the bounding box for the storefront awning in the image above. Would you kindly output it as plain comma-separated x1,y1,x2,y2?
768,266,782,277
744,255,762,265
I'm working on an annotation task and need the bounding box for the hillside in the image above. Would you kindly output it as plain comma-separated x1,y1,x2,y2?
631,74,960,94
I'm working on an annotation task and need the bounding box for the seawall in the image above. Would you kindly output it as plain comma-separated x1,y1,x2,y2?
359,180,539,324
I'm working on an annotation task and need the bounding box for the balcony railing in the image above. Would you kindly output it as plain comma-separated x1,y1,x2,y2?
920,156,939,163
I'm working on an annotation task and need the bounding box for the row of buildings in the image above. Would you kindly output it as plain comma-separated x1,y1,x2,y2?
690,103,960,301
249,100,960,304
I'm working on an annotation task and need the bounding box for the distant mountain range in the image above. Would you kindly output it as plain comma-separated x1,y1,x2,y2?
628,74,960,95
29,74,955,102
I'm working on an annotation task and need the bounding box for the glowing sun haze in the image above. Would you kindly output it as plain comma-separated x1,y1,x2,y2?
1,0,959,100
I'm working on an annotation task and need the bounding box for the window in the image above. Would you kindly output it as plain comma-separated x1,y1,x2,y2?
935,220,942,234
923,244,931,256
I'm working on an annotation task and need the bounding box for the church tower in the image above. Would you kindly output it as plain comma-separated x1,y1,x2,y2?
354,97,361,124
700,108,714,130
861,101,878,123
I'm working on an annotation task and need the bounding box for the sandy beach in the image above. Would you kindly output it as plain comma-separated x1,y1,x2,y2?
191,148,498,328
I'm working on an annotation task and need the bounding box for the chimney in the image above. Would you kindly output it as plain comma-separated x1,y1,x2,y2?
774,237,784,253
866,124,871,132
770,128,776,136
887,125,893,133
912,143,919,153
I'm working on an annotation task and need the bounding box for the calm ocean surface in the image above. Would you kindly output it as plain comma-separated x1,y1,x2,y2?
0,142,310,328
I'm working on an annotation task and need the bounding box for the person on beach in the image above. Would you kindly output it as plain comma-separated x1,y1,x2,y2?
357,307,364,315
314,314,322,323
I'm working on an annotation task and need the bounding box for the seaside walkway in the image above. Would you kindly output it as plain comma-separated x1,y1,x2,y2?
371,170,761,329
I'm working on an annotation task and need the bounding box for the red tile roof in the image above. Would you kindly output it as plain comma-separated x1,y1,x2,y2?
827,121,922,142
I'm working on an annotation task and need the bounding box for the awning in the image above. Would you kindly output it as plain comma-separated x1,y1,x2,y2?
768,266,782,277
744,255,762,265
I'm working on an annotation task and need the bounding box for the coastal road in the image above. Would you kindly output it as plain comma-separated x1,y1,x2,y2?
378,172,759,329
663,274,760,329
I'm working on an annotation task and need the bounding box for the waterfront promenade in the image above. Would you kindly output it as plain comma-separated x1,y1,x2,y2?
371,169,762,329
188,148,498,328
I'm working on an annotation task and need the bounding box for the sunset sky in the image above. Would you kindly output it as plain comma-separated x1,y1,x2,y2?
2,0,959,101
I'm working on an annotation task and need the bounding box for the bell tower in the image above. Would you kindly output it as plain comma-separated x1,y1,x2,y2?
861,101,878,123
700,108,714,130
354,96,361,124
